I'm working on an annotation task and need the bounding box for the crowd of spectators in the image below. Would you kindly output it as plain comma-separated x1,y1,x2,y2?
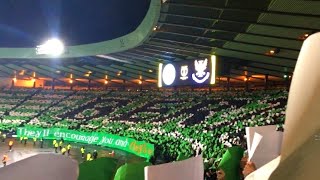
0,87,287,175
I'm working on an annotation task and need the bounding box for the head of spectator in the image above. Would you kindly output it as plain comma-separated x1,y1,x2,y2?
217,146,244,180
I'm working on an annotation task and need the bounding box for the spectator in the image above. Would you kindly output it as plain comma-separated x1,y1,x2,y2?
216,146,244,180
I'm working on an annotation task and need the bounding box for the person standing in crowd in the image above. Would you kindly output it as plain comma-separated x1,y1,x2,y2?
40,138,44,148
61,146,67,155
59,140,63,151
2,154,8,167
109,150,115,157
242,161,256,178
204,168,216,180
86,152,92,161
67,143,72,156
2,133,6,142
93,150,98,160
53,139,57,147
33,137,37,146
216,146,244,180
54,141,59,153
23,136,28,145
81,146,85,158
8,140,13,152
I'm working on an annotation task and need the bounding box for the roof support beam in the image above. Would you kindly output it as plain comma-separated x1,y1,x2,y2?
119,51,170,62
150,37,297,61
235,66,284,78
111,54,159,67
137,46,192,60
111,52,158,64
96,65,153,85
81,65,124,83
160,12,320,31
144,43,295,68
159,21,303,41
164,2,320,18
229,70,266,81
155,30,300,51
238,64,292,75
128,49,178,60
110,64,155,79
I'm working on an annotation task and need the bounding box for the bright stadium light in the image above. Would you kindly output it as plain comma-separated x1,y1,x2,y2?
36,38,65,56
158,63,163,88
210,55,216,85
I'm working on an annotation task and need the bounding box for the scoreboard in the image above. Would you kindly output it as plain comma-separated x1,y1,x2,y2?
158,55,216,87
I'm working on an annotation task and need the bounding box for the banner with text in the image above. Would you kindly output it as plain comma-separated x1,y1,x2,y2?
16,127,154,159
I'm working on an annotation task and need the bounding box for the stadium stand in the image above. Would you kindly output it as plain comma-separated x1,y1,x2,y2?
0,88,287,172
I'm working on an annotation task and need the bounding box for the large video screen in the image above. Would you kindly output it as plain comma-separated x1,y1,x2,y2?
158,55,216,87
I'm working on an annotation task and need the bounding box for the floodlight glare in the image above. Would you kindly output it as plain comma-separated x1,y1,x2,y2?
36,38,64,56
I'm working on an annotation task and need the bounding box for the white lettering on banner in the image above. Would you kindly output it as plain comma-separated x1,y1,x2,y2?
79,135,84,141
35,130,41,137
65,133,98,144
59,132,66,138
99,136,114,145
18,128,24,136
66,133,71,139
192,59,210,84
91,136,99,144
54,132,60,138
25,130,35,137
43,129,50,137
115,139,129,147
18,129,99,145
180,65,188,80
18,128,46,138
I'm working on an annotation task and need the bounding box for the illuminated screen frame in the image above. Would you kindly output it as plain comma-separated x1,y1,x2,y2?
158,55,216,87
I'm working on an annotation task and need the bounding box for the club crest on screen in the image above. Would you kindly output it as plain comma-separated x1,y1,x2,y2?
180,65,189,80
192,59,210,83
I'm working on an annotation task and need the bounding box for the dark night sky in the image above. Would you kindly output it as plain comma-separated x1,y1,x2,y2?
0,0,151,47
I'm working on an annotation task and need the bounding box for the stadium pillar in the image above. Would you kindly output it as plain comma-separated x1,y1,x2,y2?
265,75,269,90
286,75,291,91
88,79,91,90
245,76,249,92
122,80,126,91
227,77,230,91
11,79,14,89
51,78,55,90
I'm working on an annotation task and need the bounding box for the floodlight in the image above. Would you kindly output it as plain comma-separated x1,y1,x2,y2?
36,38,64,56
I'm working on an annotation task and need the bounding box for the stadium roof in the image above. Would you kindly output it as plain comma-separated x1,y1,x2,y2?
0,0,319,87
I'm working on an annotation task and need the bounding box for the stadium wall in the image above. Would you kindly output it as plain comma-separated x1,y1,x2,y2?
0,78,44,88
